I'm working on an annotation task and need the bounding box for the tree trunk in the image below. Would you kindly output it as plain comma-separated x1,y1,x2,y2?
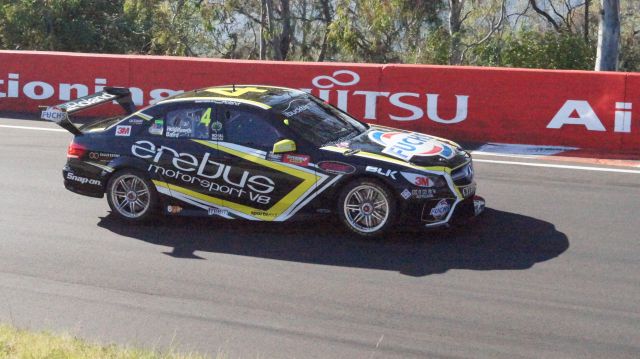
260,0,266,60
448,0,464,65
265,0,281,60
584,0,589,42
595,0,620,71
317,0,332,62
279,0,292,60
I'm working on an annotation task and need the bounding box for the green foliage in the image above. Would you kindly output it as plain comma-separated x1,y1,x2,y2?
471,30,596,70
0,0,137,53
414,27,452,65
328,0,443,63
0,0,637,71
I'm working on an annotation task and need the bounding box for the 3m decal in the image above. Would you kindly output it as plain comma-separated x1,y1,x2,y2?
115,125,132,136
400,172,435,187
368,130,455,161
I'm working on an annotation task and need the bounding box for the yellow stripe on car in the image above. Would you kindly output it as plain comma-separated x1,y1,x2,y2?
205,87,267,97
191,140,319,221
159,97,271,110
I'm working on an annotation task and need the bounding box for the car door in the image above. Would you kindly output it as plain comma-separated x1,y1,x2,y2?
130,101,227,215
216,105,320,221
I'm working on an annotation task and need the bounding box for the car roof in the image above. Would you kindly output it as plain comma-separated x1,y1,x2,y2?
157,85,307,110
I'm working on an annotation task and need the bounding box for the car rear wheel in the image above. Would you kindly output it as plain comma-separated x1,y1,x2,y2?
106,170,157,221
338,179,396,238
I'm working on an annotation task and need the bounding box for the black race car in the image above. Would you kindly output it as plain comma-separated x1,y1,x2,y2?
41,85,484,237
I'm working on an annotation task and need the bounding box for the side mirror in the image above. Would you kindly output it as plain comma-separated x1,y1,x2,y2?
272,139,296,154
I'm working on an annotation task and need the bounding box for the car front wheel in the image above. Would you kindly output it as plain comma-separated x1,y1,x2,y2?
338,179,396,238
106,170,157,221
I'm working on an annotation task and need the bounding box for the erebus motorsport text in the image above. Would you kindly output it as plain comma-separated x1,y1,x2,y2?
132,141,274,205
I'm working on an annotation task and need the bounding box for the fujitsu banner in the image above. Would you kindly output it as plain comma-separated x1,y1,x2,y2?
0,50,637,153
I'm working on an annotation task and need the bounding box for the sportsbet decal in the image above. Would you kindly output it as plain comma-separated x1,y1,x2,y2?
368,130,455,161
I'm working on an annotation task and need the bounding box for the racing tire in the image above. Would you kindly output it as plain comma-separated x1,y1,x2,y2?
338,179,397,238
106,169,158,222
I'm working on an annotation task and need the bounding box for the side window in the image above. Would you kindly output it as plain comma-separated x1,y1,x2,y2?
165,105,213,139
223,108,282,150
132,105,166,137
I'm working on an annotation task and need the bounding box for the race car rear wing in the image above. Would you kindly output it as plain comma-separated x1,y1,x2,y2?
39,87,136,135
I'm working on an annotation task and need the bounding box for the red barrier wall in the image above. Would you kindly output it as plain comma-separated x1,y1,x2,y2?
0,50,637,154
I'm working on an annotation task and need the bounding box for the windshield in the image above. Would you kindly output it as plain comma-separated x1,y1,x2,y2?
273,95,368,146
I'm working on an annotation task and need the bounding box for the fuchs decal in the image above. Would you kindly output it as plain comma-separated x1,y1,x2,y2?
40,106,66,121
368,130,455,161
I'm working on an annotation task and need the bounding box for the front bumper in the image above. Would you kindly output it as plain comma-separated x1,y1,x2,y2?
421,195,485,228
446,195,485,226
398,194,485,228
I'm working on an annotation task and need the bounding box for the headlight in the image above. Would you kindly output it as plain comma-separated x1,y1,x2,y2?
400,172,447,188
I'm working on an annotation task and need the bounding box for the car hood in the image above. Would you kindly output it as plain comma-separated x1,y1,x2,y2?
331,126,470,168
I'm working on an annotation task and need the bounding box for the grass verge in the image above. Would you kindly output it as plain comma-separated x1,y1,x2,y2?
0,324,212,359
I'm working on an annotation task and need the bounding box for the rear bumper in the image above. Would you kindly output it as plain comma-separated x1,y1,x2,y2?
62,167,104,198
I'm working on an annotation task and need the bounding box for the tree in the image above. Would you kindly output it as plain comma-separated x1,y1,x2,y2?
328,0,442,63
595,0,620,70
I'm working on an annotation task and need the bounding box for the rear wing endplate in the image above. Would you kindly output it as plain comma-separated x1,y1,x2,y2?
39,87,136,135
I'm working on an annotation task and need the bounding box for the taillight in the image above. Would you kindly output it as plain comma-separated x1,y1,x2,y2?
67,141,86,159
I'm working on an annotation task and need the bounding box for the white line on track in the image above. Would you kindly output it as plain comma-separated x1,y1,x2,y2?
0,124,66,132
1,123,638,174
474,159,640,174
471,151,540,159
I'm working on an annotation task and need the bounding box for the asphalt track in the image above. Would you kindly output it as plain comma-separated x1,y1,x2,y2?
0,116,639,358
